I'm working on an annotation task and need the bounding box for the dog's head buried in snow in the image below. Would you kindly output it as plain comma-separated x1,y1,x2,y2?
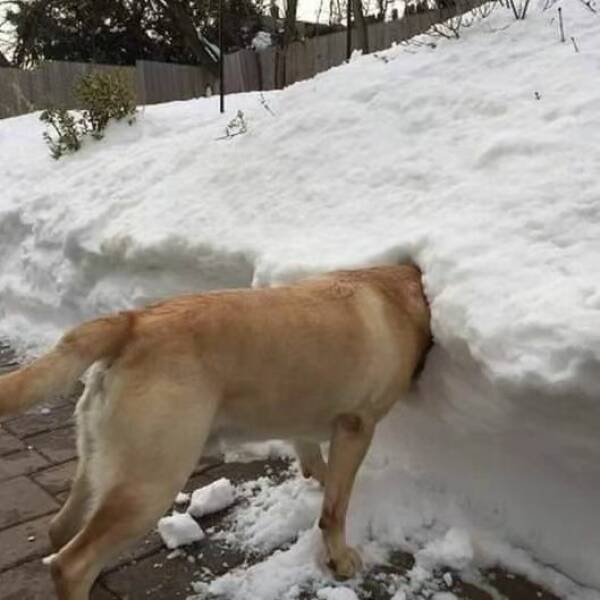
0,264,432,598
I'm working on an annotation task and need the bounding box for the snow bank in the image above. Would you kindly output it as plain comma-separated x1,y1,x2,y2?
1,0,600,595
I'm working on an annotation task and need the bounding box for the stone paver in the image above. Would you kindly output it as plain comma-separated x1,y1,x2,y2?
0,514,53,571
0,426,25,455
4,403,75,438
107,530,164,571
103,549,204,600
486,569,560,600
26,426,77,464
0,448,49,481
0,559,57,600
32,459,76,495
0,559,116,600
0,476,58,529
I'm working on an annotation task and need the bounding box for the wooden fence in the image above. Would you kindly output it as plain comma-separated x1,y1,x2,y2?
0,0,489,119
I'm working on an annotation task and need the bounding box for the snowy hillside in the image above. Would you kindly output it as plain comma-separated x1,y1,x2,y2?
1,1,599,598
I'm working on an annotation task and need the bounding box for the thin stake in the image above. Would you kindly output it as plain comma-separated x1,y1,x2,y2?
558,6,565,42
508,0,519,19
346,0,352,60
571,36,579,52
219,0,225,113
521,0,531,18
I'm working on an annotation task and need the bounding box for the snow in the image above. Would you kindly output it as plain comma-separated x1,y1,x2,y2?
187,477,236,518
213,471,321,552
157,513,205,549
251,31,273,51
316,587,360,600
175,491,191,505
1,1,600,598
415,528,474,572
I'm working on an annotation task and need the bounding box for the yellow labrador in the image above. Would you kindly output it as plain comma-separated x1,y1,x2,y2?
0,265,431,600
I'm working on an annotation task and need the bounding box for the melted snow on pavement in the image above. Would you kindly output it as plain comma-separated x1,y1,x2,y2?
1,1,600,597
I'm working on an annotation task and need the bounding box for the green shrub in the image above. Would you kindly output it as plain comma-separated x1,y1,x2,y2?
40,107,83,160
40,71,137,159
75,72,137,139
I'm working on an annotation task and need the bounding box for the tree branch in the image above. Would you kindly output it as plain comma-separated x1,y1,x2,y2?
152,0,219,73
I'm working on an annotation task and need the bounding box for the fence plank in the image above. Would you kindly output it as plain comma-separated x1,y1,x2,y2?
314,35,329,75
0,68,35,118
368,22,386,53
257,48,277,91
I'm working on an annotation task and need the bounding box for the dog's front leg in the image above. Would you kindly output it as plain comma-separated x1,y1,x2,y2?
319,413,374,580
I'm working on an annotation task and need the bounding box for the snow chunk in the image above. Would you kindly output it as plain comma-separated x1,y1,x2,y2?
157,512,205,549
188,477,235,518
317,587,360,600
175,492,190,505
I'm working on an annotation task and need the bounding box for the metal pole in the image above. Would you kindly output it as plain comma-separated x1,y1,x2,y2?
558,7,565,42
219,0,225,113
346,0,352,60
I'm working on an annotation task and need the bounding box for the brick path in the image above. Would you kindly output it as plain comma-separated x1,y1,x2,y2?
0,342,563,600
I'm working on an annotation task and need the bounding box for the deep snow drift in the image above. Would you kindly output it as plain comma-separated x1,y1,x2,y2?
1,1,599,597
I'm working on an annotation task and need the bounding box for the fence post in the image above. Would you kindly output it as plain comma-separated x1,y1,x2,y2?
346,0,352,60
219,0,225,113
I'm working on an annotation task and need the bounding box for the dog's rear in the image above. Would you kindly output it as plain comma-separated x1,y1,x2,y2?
0,313,132,417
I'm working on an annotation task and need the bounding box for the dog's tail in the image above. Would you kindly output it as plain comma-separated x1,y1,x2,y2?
0,312,133,417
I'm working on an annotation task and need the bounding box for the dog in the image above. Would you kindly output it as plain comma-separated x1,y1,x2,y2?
0,264,432,600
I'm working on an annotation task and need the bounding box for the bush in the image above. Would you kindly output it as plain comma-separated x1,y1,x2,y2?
75,72,137,139
40,71,137,159
40,107,83,160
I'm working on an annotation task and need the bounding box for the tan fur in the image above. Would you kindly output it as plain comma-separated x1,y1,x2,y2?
0,265,432,600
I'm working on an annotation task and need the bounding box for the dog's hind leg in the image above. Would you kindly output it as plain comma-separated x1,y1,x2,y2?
50,372,101,551
294,440,327,486
319,413,374,580
50,376,218,600
49,461,92,552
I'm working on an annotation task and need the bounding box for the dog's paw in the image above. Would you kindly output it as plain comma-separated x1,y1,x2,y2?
327,546,362,580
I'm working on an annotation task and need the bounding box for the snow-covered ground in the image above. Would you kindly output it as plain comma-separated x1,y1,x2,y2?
1,1,599,598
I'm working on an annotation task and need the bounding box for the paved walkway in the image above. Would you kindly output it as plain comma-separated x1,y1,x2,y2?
0,342,561,600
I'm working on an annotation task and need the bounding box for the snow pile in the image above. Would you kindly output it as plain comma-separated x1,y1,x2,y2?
1,0,600,597
213,472,321,552
415,528,474,572
157,513,205,549
187,477,236,518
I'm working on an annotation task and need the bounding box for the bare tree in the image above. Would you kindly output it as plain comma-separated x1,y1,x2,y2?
351,0,369,53
375,0,390,20
282,0,298,46
151,0,219,73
